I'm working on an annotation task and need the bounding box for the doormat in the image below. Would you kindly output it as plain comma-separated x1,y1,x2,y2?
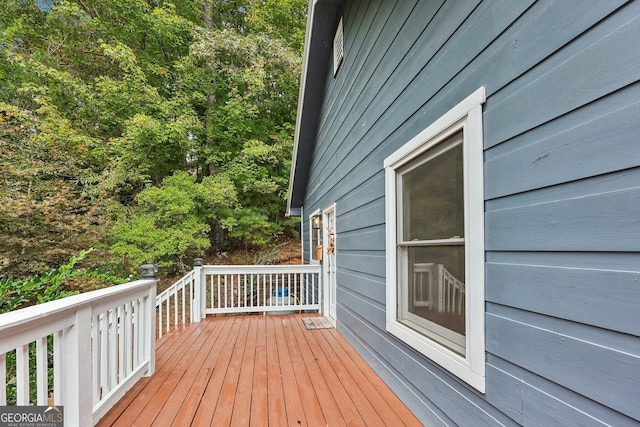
302,317,334,330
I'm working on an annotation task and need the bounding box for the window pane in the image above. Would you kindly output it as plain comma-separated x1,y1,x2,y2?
401,133,464,241
399,245,465,354
311,227,320,260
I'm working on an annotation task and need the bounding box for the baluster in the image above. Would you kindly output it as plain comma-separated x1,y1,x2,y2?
189,277,195,322
243,274,247,308
250,274,255,308
36,336,48,405
229,274,233,308
299,273,304,305
216,274,220,310
109,309,117,392
227,274,235,308
269,274,274,309
99,313,108,399
223,275,228,309
310,273,314,305
0,353,6,405
158,297,163,339
124,303,133,376
286,273,291,306
134,299,141,367
181,282,186,326
236,274,240,309
236,274,239,309
236,274,240,308
173,289,178,330
118,306,125,382
53,330,62,406
91,314,100,404
16,344,29,405
165,297,170,334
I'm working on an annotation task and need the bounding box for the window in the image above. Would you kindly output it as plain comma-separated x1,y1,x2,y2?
309,211,322,264
384,87,486,392
333,17,344,76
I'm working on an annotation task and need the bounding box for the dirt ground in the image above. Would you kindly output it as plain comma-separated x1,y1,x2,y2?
157,237,302,292
206,236,302,266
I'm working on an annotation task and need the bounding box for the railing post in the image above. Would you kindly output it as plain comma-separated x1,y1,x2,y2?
61,306,93,426
145,281,157,376
193,258,204,322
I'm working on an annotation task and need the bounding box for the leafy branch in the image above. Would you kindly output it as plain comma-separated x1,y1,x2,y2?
0,249,126,314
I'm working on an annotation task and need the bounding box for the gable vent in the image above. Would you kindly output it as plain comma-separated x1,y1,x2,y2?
333,17,344,76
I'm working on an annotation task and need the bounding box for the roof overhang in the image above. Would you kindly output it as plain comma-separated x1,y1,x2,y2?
286,0,343,217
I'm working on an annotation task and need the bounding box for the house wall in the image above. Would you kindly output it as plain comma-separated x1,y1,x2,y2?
301,0,640,425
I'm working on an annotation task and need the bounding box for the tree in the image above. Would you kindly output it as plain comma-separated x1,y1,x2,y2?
218,137,298,249
245,0,308,52
0,0,308,276
109,171,237,271
0,102,106,278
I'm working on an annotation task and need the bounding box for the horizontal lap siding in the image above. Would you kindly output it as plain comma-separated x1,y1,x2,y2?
484,0,640,424
486,262,640,336
303,0,640,425
486,306,640,421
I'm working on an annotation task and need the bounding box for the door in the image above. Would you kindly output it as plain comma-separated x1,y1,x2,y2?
323,205,337,323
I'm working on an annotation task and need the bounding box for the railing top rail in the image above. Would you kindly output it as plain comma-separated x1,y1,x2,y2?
200,264,321,274
0,279,157,333
156,269,195,300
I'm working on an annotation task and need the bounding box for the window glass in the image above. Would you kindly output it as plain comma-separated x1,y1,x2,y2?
397,131,465,354
400,245,465,355
401,133,464,241
311,224,321,261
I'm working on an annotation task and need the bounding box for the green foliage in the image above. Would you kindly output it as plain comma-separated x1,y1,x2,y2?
220,207,281,249
1,0,308,276
245,0,308,52
109,171,237,271
0,249,126,314
0,102,107,278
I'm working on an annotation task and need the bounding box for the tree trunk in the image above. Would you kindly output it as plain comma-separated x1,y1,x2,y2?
202,0,213,29
202,0,217,177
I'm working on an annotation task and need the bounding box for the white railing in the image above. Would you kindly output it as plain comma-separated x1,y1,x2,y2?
413,263,465,315
0,279,156,426
198,265,321,315
158,265,321,323
156,269,196,338
440,265,465,315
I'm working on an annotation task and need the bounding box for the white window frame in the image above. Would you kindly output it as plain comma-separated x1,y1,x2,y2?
309,209,321,265
384,86,486,392
333,17,344,76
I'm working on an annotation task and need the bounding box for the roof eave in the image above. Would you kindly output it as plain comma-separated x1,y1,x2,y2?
286,0,343,217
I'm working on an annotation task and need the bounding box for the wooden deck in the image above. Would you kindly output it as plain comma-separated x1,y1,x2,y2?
97,314,422,426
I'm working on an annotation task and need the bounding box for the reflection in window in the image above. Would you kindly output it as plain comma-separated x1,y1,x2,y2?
397,131,466,355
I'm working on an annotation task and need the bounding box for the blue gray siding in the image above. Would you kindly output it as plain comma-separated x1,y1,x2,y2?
299,0,640,425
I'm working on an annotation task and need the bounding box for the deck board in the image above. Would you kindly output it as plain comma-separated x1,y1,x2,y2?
230,316,257,426
96,314,422,426
151,322,221,425
281,317,326,426
249,316,268,427
274,317,307,426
